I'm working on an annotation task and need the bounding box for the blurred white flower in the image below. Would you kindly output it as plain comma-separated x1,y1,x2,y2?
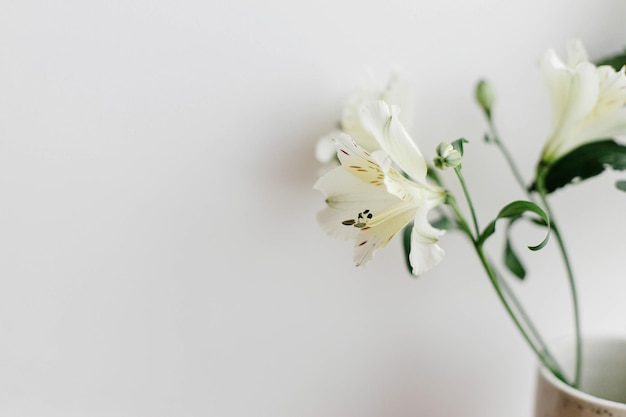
314,101,445,276
315,68,415,166
541,39,626,163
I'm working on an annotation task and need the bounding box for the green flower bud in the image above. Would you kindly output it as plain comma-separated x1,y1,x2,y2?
475,79,495,117
434,142,462,170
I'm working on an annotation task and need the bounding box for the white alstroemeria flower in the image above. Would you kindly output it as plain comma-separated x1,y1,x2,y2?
541,39,626,163
313,101,446,276
315,69,415,165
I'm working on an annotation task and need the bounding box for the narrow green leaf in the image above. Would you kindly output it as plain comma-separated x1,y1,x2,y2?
451,138,468,156
504,220,526,279
478,200,550,251
402,223,414,276
530,215,548,226
616,180,626,192
431,215,460,231
596,49,626,71
505,238,526,279
426,165,443,186
533,140,626,194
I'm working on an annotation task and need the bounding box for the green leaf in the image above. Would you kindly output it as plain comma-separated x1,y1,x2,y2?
504,219,526,280
402,223,414,276
478,201,550,251
596,49,626,71
505,238,526,279
534,140,626,194
616,180,626,192
451,138,468,156
426,164,443,186
430,215,460,231
529,216,549,228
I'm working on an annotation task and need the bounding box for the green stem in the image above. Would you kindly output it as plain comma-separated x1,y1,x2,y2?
493,261,551,356
445,194,474,238
536,172,582,388
475,242,568,382
446,195,568,382
487,118,528,193
485,112,582,388
486,119,555,358
454,166,480,238
453,159,556,369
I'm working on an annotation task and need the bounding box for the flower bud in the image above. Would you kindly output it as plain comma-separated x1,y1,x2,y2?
475,79,495,117
434,142,462,169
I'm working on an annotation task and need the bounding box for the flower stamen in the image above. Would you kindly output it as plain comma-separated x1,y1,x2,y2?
342,209,373,228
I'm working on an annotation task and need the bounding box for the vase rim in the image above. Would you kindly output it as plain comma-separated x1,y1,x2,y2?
538,332,626,410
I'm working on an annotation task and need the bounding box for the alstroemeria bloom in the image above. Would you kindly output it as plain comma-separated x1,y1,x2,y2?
314,101,446,276
315,69,415,166
540,39,626,163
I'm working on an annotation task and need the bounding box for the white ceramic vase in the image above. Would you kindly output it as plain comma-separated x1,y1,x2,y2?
534,335,626,417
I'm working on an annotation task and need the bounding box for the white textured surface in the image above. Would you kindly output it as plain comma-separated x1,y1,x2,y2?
1,1,626,416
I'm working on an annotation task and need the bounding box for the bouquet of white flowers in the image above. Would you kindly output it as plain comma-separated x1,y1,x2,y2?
313,39,626,392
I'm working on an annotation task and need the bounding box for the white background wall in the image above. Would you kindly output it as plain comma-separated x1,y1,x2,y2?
2,1,626,416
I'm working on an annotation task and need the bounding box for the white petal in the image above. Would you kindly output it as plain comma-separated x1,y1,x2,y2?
409,236,445,276
544,55,598,132
339,69,416,153
564,63,600,126
595,65,626,113
315,130,341,164
542,60,599,160
381,68,415,130
577,107,626,144
341,107,379,152
542,49,570,129
340,69,382,152
560,62,599,128
314,165,392,209
333,133,387,187
314,166,403,241
352,203,417,267
409,204,446,276
566,39,589,67
360,101,428,183
317,206,360,241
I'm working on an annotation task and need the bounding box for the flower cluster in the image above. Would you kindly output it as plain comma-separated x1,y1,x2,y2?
312,39,626,389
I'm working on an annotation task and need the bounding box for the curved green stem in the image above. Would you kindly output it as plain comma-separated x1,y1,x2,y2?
445,194,474,238
493,262,551,355
487,118,528,193
453,161,555,366
475,241,568,382
446,195,568,382
485,112,582,388
536,172,582,388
